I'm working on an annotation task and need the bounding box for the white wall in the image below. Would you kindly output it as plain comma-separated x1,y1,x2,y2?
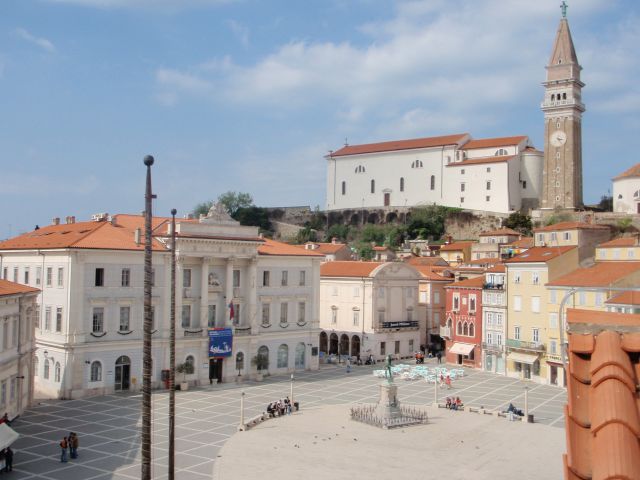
613,177,640,214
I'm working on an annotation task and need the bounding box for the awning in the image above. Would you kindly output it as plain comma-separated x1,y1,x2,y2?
449,342,475,356
507,352,539,365
0,424,19,451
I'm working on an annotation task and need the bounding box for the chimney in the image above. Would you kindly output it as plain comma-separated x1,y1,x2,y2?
447,235,453,244
258,233,264,239
331,237,337,244
134,228,141,246
52,217,60,226
65,216,76,224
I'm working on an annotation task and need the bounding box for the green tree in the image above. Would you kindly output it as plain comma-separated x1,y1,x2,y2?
361,224,386,245
193,201,214,217
598,195,613,212
325,224,350,242
356,243,374,261
406,205,456,240
293,226,318,244
617,217,633,233
503,212,533,235
217,191,254,216
234,206,272,233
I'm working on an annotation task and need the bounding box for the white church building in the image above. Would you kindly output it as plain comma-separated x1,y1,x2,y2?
326,134,543,214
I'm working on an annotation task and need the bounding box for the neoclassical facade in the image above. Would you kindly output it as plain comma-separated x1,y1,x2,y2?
0,207,322,399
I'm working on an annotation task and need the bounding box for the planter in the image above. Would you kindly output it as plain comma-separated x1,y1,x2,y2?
180,382,189,391
255,372,264,382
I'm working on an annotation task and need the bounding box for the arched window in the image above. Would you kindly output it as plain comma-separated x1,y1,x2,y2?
446,318,452,329
90,361,102,382
633,190,639,199
400,177,404,192
462,322,469,336
236,352,244,371
55,362,61,382
341,181,346,195
33,356,39,377
495,148,508,156
370,179,375,194
277,344,289,368
354,165,366,174
456,321,462,335
185,355,195,369
469,323,475,337
44,359,50,379
430,175,435,190
551,94,555,101
257,345,269,371
412,160,423,168
563,92,567,100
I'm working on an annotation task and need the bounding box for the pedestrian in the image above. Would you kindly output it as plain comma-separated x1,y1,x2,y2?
0,412,9,425
71,432,79,459
60,437,68,463
445,375,452,389
4,447,12,472
439,373,445,388
346,358,351,373
436,351,442,364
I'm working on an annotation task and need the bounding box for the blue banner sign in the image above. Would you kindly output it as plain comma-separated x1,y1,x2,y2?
208,328,233,358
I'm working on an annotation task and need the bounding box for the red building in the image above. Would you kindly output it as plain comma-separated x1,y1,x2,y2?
442,276,483,368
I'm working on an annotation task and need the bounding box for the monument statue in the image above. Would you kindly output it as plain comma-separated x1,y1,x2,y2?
384,354,394,384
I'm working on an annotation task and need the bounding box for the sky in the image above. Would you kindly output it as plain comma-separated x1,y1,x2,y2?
1,0,639,238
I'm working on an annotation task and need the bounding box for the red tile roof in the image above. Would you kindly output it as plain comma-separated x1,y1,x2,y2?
445,155,515,167
404,256,449,266
467,258,502,266
505,237,534,249
320,261,384,278
564,309,640,480
486,264,506,273
0,280,40,297
605,292,640,306
613,162,640,180
504,246,576,263
598,236,640,248
479,227,521,237
301,242,348,255
413,266,452,281
258,238,324,257
534,221,610,232
440,241,475,252
546,262,640,287
461,135,527,150
329,134,468,157
444,276,485,289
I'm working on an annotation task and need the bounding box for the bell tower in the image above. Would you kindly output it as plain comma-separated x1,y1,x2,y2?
541,1,585,210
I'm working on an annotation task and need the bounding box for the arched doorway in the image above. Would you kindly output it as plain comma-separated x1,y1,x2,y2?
295,343,305,370
115,355,131,391
319,331,328,353
329,333,339,354
350,335,361,357
339,334,350,357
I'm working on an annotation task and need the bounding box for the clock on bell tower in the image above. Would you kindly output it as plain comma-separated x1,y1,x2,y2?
541,2,585,210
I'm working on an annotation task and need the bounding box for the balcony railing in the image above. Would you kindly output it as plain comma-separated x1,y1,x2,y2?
440,326,451,338
481,342,503,352
381,321,419,329
183,329,203,337
483,283,505,290
234,325,252,336
506,339,546,352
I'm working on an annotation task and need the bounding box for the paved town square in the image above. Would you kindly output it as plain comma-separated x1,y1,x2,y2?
9,361,566,480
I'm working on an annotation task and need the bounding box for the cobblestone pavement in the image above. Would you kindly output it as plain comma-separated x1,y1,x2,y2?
9,360,566,479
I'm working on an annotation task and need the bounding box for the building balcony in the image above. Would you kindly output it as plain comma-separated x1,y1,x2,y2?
483,283,505,290
234,325,252,336
440,326,451,339
183,329,204,337
481,342,503,353
506,339,546,352
380,320,419,330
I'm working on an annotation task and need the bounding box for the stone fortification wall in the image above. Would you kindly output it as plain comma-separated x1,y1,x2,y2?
444,211,504,240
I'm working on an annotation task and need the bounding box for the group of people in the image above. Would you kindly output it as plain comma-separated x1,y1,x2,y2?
266,397,294,417
439,373,453,389
414,352,425,364
59,432,79,463
445,397,464,411
0,448,13,472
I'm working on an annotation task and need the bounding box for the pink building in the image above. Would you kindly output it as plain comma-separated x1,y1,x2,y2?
443,276,484,368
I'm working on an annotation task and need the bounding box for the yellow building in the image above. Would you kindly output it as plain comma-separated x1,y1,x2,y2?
504,246,578,384
595,234,640,261
439,241,475,266
533,221,610,261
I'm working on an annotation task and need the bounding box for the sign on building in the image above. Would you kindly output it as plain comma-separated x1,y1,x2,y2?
208,328,233,358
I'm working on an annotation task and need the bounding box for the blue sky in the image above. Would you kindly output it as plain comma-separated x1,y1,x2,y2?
1,0,639,237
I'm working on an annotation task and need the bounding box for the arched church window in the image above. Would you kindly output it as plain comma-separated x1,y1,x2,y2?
634,190,640,199
551,94,555,101
430,175,435,191
370,179,375,194
495,148,508,156
400,177,404,192
341,181,346,195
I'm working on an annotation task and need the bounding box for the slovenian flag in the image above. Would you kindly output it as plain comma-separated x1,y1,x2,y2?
228,302,235,320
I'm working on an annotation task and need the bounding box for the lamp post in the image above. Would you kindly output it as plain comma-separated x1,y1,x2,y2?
524,386,529,423
239,391,245,430
290,374,294,407
141,155,156,480
168,208,177,480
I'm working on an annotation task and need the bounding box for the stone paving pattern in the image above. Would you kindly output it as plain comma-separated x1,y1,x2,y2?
9,360,567,479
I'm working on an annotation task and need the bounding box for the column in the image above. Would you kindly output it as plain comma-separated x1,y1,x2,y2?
225,257,234,327
200,257,209,329
249,257,258,333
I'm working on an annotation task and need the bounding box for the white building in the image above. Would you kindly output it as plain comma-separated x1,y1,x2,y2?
0,280,39,418
325,134,543,214
612,162,640,214
0,206,323,399
318,261,422,361
481,265,507,375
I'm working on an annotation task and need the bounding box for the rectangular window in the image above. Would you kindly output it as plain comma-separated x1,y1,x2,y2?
181,305,191,328
10,378,15,401
595,292,604,307
233,303,240,325
487,167,491,172
550,340,557,354
578,292,586,306
469,295,476,312
394,341,400,354
532,271,539,285
406,287,413,298
486,181,491,190
121,268,130,287
35,306,40,329
280,302,288,324
13,268,18,283
533,328,540,343
208,305,217,328
298,302,305,323
151,268,155,287
380,341,386,356
378,287,385,298
549,289,557,304
2,268,6,280
1,323,7,350
299,270,306,286
281,270,288,286
0,382,5,407
453,293,460,311
46,267,52,286
514,272,521,284
151,306,155,331
55,307,63,332
549,312,559,329
45,307,52,331
92,307,104,333
378,310,385,323
564,232,571,241
613,249,620,260
95,268,104,287
496,333,502,345
263,270,270,287
487,332,493,345
353,311,359,326
24,267,30,285
353,287,360,297
486,196,490,202
409,339,414,352
407,309,413,322
11,319,17,346
331,309,337,324
531,296,540,313
628,249,635,259
36,267,41,286
536,233,544,244
233,269,240,288
183,268,192,288
514,325,521,340
514,295,522,312
433,292,440,304
57,267,64,287
332,286,338,296
119,306,130,331
550,232,557,242
460,183,465,192
460,197,465,203
434,312,440,325
262,304,270,325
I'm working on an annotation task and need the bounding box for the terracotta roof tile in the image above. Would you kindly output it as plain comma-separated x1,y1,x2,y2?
258,238,324,257
0,280,40,297
534,221,610,232
598,236,640,248
405,256,449,266
567,308,640,327
506,237,534,249
547,262,640,287
605,291,640,306
613,162,640,180
302,242,348,255
567,375,591,427
445,154,515,167
467,258,501,265
590,331,635,382
440,241,475,252
444,276,485,289
592,423,640,480
570,334,595,354
412,265,452,281
569,352,592,384
504,246,575,263
564,410,592,479
329,134,468,157
320,261,384,278
479,227,521,237
461,135,528,150
486,264,505,273
590,378,639,435
621,333,640,352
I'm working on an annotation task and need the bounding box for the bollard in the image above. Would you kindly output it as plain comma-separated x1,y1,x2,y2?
524,387,529,423
239,391,245,431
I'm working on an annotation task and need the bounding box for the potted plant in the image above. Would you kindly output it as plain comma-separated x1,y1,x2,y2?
251,354,269,381
176,361,195,391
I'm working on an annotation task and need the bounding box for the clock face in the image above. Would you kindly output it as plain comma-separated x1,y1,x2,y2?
550,130,567,147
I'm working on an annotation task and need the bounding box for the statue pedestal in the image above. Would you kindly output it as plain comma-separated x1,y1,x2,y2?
376,382,402,420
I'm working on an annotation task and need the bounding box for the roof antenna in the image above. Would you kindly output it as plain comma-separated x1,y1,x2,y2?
344,137,348,146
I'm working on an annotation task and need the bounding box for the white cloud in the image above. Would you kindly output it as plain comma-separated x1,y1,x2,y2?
43,0,234,9
14,28,56,53
227,20,250,48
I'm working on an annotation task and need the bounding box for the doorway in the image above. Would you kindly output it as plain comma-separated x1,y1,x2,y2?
550,365,558,385
115,356,131,391
384,193,390,206
209,358,223,384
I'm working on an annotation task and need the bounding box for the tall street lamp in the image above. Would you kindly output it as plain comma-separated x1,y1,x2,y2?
168,208,177,480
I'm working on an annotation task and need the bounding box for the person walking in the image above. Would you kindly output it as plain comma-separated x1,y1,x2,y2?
445,375,452,390
436,351,442,364
70,432,79,459
4,447,13,472
346,358,351,373
60,437,68,463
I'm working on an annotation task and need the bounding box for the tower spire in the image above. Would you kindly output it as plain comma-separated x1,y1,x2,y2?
560,1,568,18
